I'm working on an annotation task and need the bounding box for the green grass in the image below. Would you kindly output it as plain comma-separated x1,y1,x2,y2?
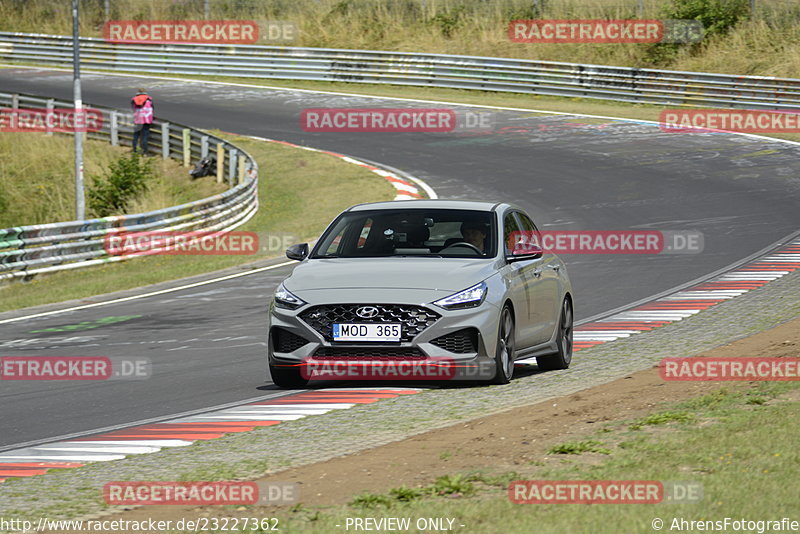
0,132,395,312
547,439,613,455
629,410,695,430
349,474,477,509
256,381,800,534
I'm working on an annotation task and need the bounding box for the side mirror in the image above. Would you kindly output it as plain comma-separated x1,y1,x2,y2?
286,243,309,261
506,244,543,261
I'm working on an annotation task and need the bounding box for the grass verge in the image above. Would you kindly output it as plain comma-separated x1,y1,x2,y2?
0,132,395,312
269,381,800,533
0,132,216,228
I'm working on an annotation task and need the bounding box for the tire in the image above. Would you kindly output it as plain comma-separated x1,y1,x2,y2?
537,297,573,371
489,305,516,385
269,360,309,388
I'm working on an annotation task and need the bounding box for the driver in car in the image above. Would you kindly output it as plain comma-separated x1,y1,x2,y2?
460,221,488,253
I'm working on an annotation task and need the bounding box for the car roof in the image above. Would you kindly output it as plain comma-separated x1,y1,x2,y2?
347,199,510,212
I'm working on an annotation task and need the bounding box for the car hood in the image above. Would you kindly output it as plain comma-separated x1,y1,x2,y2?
285,257,499,293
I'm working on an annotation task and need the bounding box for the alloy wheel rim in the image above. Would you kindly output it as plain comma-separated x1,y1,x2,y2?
501,310,514,379
561,301,573,363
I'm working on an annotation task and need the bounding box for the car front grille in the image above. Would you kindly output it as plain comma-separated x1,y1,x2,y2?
313,346,426,360
430,328,479,353
272,327,310,353
299,304,440,342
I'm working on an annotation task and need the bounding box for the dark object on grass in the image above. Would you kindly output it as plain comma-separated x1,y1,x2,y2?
190,156,217,179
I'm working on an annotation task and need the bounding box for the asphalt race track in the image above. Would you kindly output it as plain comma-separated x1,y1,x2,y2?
1,67,799,448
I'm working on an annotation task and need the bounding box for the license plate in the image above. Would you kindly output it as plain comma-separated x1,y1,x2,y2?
333,323,401,342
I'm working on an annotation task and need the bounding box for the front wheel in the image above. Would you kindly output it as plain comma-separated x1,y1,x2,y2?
489,305,516,385
536,297,573,371
269,360,309,388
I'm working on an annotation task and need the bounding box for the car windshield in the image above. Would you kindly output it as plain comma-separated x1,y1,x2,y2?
311,208,496,259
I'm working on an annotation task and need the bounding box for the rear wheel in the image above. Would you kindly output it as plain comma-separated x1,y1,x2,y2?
537,297,573,371
489,305,516,384
269,360,309,389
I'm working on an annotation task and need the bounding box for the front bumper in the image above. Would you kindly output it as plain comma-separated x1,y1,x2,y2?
267,295,502,379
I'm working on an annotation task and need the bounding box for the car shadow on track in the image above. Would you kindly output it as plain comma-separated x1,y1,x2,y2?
256,362,546,390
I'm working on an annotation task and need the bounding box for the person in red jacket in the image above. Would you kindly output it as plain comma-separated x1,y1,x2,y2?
131,88,154,154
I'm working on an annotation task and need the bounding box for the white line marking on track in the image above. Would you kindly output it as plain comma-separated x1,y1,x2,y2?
0,454,126,462
176,414,308,421
236,403,356,409
216,408,332,415
33,446,161,454
0,261,296,326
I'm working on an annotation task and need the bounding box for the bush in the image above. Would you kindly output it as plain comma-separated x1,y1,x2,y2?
429,5,466,38
643,0,751,65
665,0,751,38
88,153,153,217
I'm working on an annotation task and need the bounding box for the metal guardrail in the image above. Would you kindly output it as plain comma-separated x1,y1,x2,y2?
0,91,259,281
2,31,800,110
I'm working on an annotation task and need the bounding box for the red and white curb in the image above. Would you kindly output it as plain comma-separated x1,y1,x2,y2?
569,239,800,352
247,136,429,200
0,388,420,482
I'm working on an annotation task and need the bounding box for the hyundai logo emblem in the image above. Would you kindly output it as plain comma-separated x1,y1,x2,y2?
356,306,379,319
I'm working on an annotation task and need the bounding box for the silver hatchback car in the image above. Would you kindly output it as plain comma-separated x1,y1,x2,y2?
267,200,573,388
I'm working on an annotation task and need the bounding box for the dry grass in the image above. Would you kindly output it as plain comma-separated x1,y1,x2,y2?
2,0,800,76
0,132,224,228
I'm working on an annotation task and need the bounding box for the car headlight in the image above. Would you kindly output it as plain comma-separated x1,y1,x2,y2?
433,281,487,310
274,282,307,310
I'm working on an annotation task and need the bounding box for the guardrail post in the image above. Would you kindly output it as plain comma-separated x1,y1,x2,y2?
182,128,191,167
216,143,224,183
238,157,246,183
110,111,118,146
161,122,170,159
46,99,54,136
201,135,209,158
228,148,238,185
11,94,18,109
